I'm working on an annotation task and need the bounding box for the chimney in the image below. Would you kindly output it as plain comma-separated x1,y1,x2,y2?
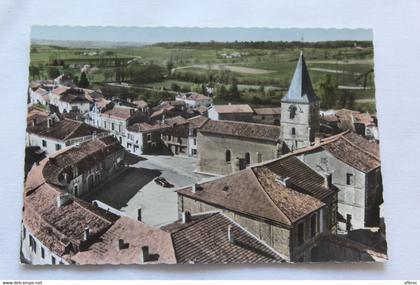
227,225,235,244
140,246,149,263
56,193,70,208
83,227,90,241
324,174,332,189
117,239,124,250
192,183,199,193
137,208,142,222
182,211,191,224
276,176,291,187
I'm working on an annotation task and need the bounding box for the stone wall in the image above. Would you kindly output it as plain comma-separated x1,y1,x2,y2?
197,132,279,175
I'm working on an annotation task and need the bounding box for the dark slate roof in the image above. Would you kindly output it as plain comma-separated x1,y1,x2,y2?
161,212,283,264
199,120,281,143
282,51,320,104
263,156,335,201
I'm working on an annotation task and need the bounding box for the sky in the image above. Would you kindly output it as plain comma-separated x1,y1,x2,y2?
31,26,373,43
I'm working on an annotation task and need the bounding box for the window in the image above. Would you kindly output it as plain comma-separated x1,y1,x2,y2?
111,123,115,131
42,140,47,147
104,121,107,129
168,135,172,141
41,247,45,259
346,214,352,232
193,138,197,146
74,184,79,196
192,149,197,155
346,173,354,185
310,214,317,237
22,225,26,239
257,153,263,163
55,144,61,151
245,152,250,165
297,222,305,245
118,125,121,132
51,256,56,265
225,150,231,162
289,105,297,119
292,128,296,135
147,134,152,141
29,235,37,253
326,174,332,189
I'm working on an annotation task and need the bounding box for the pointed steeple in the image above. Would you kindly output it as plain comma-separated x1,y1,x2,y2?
282,50,319,104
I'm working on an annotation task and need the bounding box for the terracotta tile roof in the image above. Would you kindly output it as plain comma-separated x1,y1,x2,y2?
161,212,283,264
292,131,380,173
101,107,136,121
60,93,90,104
263,156,335,201
187,115,209,129
253,107,281,116
199,120,281,143
27,118,105,141
213,104,253,114
164,116,189,126
23,182,117,256
71,217,177,265
178,92,211,101
163,124,189,138
193,106,208,115
127,122,171,133
52,86,70,95
42,136,124,187
177,167,324,227
150,105,175,119
133,100,148,109
34,87,48,96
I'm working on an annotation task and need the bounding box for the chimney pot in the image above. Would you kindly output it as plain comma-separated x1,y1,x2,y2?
182,211,191,224
117,239,124,250
140,246,149,263
83,227,90,241
228,225,235,244
192,183,199,193
137,208,142,222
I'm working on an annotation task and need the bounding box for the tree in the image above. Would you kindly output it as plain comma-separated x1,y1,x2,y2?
29,65,40,80
318,74,337,109
78,71,90,88
170,82,180,92
166,59,174,76
228,78,240,100
47,66,61,79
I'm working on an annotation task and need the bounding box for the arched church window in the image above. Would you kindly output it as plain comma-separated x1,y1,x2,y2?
289,105,297,119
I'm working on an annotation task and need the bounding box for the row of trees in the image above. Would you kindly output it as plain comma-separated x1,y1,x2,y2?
318,74,356,110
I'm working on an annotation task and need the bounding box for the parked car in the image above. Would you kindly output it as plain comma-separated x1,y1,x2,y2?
154,177,173,188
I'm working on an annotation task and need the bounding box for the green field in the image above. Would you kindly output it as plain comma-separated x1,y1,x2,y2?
29,42,376,113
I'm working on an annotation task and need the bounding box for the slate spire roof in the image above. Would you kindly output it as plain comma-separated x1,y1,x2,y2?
282,50,320,104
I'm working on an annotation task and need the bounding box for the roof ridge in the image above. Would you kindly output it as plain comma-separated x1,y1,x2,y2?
170,212,218,234
341,134,380,161
249,168,292,225
63,120,84,141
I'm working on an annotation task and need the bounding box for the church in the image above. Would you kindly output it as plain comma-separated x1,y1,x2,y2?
197,51,321,176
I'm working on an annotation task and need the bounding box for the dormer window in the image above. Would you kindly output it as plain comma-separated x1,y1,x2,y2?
289,105,297,119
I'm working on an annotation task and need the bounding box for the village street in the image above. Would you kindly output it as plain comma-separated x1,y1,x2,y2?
85,155,212,227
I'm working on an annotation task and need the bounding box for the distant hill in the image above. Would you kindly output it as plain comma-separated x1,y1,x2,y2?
31,39,149,49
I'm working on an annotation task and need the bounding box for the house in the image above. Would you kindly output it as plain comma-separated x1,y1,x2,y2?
39,136,125,197
100,106,148,146
177,155,337,262
175,92,213,110
159,115,209,157
197,120,282,175
253,107,281,125
26,108,107,155
161,212,284,264
208,104,254,122
133,100,149,112
334,109,379,141
21,181,117,265
71,216,177,265
48,87,91,114
280,50,320,152
294,131,382,233
29,86,49,105
126,122,171,156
